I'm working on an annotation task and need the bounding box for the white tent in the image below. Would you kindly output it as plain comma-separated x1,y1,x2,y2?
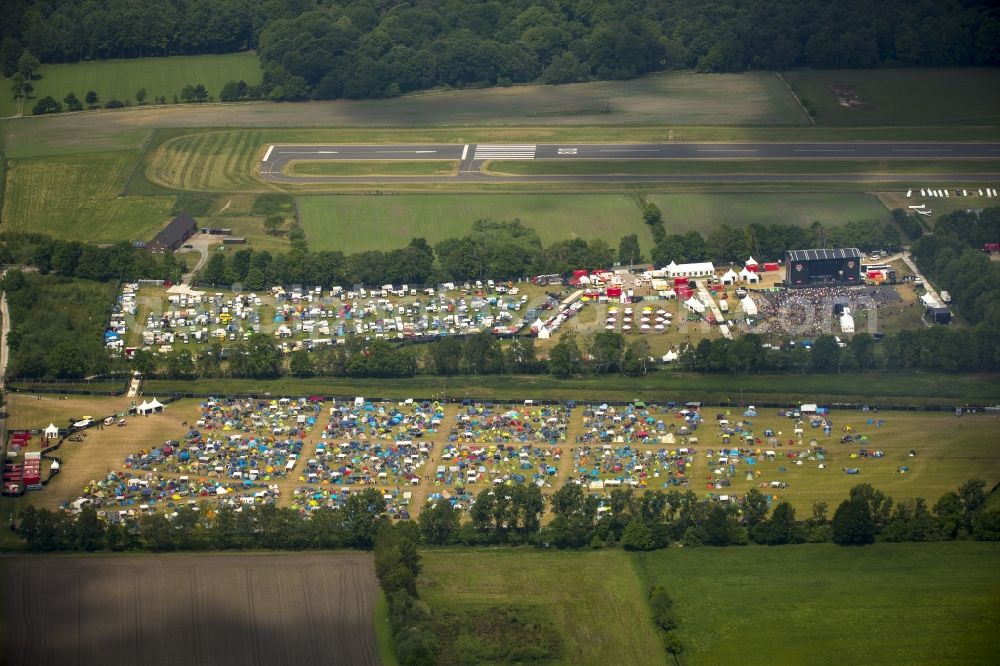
136,400,153,414
740,296,758,316
530,318,546,332
721,269,739,284
740,267,760,283
44,423,60,439
537,327,551,339
684,297,706,314
148,398,165,412
662,350,679,363
667,261,715,278
745,256,758,267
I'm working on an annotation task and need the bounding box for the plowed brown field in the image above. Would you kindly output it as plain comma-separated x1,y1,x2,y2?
1,552,379,666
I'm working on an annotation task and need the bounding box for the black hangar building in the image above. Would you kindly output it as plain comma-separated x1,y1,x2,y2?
785,248,862,287
148,214,198,253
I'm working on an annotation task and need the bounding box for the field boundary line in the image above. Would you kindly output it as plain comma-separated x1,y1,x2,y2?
122,128,161,196
776,72,815,126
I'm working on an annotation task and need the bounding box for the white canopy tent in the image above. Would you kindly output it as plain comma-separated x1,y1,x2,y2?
44,423,60,439
740,296,758,316
740,267,760,283
684,297,706,314
721,269,739,284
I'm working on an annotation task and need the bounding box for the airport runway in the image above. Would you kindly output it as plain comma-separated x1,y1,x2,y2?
260,142,1000,183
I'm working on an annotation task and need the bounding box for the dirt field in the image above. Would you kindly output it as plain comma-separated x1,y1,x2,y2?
1,552,379,666
4,396,194,510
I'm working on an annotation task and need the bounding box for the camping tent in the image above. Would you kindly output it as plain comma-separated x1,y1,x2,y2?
44,423,60,439
537,327,551,339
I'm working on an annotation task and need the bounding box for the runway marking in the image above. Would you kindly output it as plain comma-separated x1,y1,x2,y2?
262,145,274,161
317,150,338,154
374,150,437,154
697,149,758,153
558,148,578,155
793,149,855,153
892,149,952,152
474,144,536,160
599,149,660,152
461,144,469,160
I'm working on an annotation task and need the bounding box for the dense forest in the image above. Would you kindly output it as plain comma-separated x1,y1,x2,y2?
3,0,999,99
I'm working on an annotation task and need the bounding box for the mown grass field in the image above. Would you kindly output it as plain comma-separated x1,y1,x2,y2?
0,52,261,118
145,129,270,192
420,548,663,666
288,160,459,176
633,542,1000,665
1,150,173,241
297,193,653,253
783,67,1000,126
486,159,1000,177
3,68,804,127
420,543,1000,666
877,190,997,225
644,192,892,234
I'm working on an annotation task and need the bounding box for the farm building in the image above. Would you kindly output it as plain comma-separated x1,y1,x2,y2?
785,248,862,288
148,214,198,253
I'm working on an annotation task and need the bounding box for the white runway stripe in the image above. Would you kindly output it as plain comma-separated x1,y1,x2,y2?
473,144,537,160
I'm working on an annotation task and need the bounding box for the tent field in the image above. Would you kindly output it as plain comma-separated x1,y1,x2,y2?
1,552,380,666
420,542,1000,666
5,393,999,520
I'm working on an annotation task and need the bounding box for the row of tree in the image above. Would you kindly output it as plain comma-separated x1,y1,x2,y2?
679,327,1000,374
648,211,905,267
374,524,439,666
197,213,905,290
0,236,184,283
196,220,618,287
16,479,999,555
4,1,997,100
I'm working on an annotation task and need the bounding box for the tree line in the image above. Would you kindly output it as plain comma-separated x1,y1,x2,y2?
643,201,906,267
15,479,999,554
196,219,618,288
197,213,905,291
678,328,1000,374
4,1,998,101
